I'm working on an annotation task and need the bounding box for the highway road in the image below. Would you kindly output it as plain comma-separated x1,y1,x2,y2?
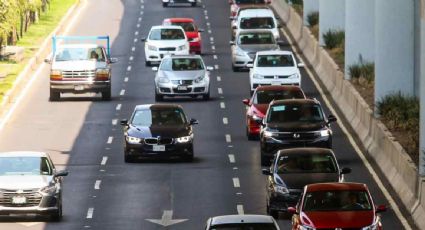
0,0,410,229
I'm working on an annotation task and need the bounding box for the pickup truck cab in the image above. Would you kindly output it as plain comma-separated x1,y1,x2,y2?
46,36,116,101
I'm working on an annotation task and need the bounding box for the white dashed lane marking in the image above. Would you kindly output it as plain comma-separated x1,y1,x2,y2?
217,76,221,81
116,104,122,110
233,178,240,188
107,136,113,144
225,134,231,143
213,55,217,60
223,117,228,125
86,208,94,219
218,88,223,94
127,66,132,71
129,56,134,61
211,45,215,50
131,46,135,52
112,119,118,125
94,180,101,190
138,17,142,21
237,205,244,215
208,30,212,34
101,156,108,165
214,64,219,70
228,154,235,163
220,102,226,109
124,77,129,82
120,89,126,96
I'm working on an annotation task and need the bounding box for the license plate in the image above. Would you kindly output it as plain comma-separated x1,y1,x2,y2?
153,145,165,151
177,85,187,90
12,196,27,204
271,82,281,85
74,85,84,90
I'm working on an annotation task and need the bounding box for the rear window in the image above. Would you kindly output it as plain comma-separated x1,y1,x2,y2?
149,29,185,40
257,54,295,67
171,22,196,32
160,58,204,71
253,89,304,104
238,32,274,45
240,17,274,29
210,223,277,230
276,154,337,173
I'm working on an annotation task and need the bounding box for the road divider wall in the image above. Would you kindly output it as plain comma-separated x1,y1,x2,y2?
271,0,425,228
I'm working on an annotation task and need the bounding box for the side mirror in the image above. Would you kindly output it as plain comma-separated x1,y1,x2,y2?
54,170,69,177
328,115,337,123
246,63,254,68
261,168,272,176
206,66,214,71
229,41,235,46
232,25,237,30
297,63,305,68
44,58,51,64
242,98,250,105
190,118,199,125
120,119,128,126
287,207,297,215
376,205,387,213
340,167,352,174
198,28,204,32
110,57,118,63
140,37,146,42
152,67,159,72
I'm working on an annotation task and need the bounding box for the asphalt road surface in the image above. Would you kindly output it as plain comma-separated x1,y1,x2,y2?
0,0,409,229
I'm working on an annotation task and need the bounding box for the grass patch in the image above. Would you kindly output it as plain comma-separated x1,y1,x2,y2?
377,93,419,164
286,0,303,16
0,0,76,102
348,60,375,107
307,11,319,27
322,30,345,70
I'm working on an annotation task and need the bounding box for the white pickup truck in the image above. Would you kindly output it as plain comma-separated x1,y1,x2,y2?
45,36,117,101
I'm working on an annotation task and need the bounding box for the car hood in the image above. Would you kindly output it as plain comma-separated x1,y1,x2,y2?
252,104,269,115
158,70,205,80
301,211,375,228
267,121,327,132
239,44,279,53
127,125,190,138
253,67,298,75
0,175,52,190
276,173,339,189
147,39,187,47
52,60,107,71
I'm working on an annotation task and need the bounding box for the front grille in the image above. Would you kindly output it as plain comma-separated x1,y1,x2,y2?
172,80,193,85
264,76,274,79
160,87,171,93
62,70,96,78
173,88,192,93
159,47,176,51
275,132,319,141
0,189,42,207
144,137,173,145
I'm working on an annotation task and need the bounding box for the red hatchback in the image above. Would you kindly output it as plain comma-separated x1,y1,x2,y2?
242,85,305,140
163,18,203,54
289,183,387,230
229,0,271,17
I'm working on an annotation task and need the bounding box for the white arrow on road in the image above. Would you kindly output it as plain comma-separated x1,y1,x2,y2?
146,210,188,227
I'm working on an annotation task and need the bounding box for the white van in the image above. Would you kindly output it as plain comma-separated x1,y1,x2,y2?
233,8,281,40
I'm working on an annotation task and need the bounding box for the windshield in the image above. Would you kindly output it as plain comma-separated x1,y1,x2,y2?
149,28,185,40
257,55,295,67
267,104,324,123
239,32,274,45
303,190,372,212
276,154,337,174
240,17,274,29
54,47,105,62
172,22,196,32
254,90,304,104
131,108,187,126
210,223,277,230
235,0,267,4
0,157,53,176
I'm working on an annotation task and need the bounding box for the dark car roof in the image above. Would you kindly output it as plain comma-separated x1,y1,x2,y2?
270,98,319,106
135,104,183,111
277,148,334,157
306,182,368,192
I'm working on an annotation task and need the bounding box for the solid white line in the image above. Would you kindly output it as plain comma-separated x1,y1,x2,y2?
112,119,118,125
218,88,223,94
281,29,413,229
213,55,217,60
217,76,221,81
107,136,113,144
86,208,94,219
120,89,125,96
94,180,101,190
131,46,136,52
237,205,244,215
223,117,228,125
101,156,108,166
225,134,231,143
127,66,132,71
214,64,219,70
116,104,122,110
124,77,129,82
233,178,240,188
228,154,235,163
220,102,226,109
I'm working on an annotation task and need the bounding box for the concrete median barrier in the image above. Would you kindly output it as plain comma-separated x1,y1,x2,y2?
271,0,422,228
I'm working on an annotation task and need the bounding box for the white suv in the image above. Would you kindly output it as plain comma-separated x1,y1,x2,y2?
233,8,281,40
142,25,189,66
248,50,303,92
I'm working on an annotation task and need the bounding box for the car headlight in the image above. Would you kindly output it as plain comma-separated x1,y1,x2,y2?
176,135,192,143
273,185,289,194
299,226,316,230
362,223,378,230
158,77,170,83
50,70,62,80
194,75,205,83
148,45,157,51
177,44,188,51
126,135,142,144
289,73,300,79
263,130,277,138
320,130,329,137
253,73,263,79
39,185,57,195
96,68,109,75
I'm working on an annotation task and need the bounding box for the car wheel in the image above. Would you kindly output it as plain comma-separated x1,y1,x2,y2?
268,209,279,219
246,127,256,141
232,65,239,72
202,91,210,100
124,153,134,163
261,154,269,166
50,201,62,221
196,51,201,55
102,90,111,101
145,61,151,66
162,2,168,7
49,91,60,101
184,153,194,162
155,92,163,102
191,2,196,7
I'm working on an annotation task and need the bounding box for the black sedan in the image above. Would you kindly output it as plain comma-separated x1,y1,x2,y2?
121,104,198,162
262,148,351,219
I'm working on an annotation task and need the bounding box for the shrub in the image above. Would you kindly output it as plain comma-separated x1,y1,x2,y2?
307,11,319,27
348,61,374,83
323,30,345,49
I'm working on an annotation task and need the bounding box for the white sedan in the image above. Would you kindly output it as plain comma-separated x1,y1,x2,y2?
141,25,190,66
248,50,303,93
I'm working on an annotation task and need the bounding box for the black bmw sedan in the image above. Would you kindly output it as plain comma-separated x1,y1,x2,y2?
121,104,198,162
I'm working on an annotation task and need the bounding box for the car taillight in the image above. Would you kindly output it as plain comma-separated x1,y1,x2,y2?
95,69,110,81
50,70,62,80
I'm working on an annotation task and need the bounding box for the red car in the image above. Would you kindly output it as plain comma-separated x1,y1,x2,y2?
242,85,305,140
163,18,203,54
288,183,387,230
229,0,271,17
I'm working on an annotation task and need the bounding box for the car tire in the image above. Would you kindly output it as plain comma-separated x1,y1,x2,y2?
191,2,196,7
124,153,134,163
261,154,269,166
49,91,60,101
50,201,62,221
155,92,164,102
162,2,168,7
268,209,279,219
184,153,194,162
202,91,210,100
246,127,256,141
232,65,239,72
102,90,111,101
196,51,201,55
145,61,151,66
